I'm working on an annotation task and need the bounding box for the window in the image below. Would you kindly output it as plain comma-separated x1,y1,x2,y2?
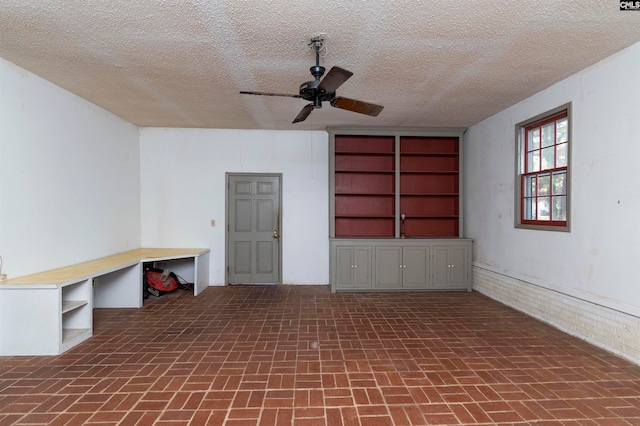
516,105,570,231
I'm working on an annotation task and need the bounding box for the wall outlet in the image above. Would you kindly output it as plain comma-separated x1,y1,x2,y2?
211,219,216,227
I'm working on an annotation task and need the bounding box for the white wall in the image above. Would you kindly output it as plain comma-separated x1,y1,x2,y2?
139,128,329,286
464,41,640,317
0,58,141,278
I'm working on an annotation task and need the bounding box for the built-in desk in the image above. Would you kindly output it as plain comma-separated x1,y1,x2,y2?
0,248,210,356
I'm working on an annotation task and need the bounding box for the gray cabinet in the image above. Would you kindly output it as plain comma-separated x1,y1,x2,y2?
374,246,402,289
374,246,430,289
335,245,372,290
432,243,469,289
402,246,431,289
331,239,471,292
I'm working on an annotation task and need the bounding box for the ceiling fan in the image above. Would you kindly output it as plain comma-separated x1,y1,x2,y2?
240,37,384,123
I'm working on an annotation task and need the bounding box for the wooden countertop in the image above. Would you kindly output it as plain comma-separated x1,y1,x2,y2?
0,248,209,287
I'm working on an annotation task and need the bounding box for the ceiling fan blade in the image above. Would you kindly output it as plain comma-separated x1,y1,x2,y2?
330,97,384,117
293,104,314,123
240,91,302,98
318,66,353,93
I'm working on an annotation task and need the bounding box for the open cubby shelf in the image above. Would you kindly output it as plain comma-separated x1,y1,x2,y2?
333,133,461,238
400,136,459,153
335,151,394,156
401,171,458,174
401,193,458,196
400,152,459,157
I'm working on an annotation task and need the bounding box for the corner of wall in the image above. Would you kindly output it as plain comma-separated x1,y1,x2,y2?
473,265,640,366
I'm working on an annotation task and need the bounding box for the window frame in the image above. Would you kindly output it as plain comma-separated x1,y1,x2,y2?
515,103,571,232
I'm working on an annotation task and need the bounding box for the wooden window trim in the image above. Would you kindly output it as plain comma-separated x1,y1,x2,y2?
515,104,571,232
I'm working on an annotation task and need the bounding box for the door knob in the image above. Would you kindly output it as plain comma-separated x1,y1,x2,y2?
273,229,279,239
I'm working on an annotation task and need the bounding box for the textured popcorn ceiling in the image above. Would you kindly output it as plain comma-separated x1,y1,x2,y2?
1,1,640,130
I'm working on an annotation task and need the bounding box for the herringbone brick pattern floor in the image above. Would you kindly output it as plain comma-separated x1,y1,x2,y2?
1,285,639,425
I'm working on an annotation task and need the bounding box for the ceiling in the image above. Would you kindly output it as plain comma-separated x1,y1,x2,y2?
2,1,640,131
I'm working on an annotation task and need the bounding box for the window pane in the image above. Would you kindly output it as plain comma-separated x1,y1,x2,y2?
552,195,566,221
541,123,554,147
541,147,554,170
528,128,540,150
524,197,535,220
528,150,540,172
556,143,568,167
552,172,566,195
538,197,550,220
537,174,550,196
518,109,569,227
557,118,568,143
524,175,536,197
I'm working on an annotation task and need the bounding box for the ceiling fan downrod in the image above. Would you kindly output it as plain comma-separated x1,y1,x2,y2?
309,37,325,82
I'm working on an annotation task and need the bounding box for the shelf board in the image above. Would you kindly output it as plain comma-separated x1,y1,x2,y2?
400,170,458,174
61,328,92,352
335,170,395,174
335,151,394,156
62,300,89,314
400,152,459,156
335,214,395,218
400,193,459,196
336,214,457,219
401,215,459,219
336,193,396,196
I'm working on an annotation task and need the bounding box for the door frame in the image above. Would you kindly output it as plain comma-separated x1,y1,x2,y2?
225,172,283,285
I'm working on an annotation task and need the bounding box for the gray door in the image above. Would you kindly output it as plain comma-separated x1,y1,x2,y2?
335,245,372,290
375,246,402,289
402,246,430,289
227,174,281,284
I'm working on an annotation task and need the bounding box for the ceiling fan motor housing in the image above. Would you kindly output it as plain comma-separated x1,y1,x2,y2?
299,81,335,103
300,64,335,107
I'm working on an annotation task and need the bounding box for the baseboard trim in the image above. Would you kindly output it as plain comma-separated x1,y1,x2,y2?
473,265,640,366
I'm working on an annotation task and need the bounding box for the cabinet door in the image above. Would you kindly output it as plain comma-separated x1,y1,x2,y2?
402,246,430,289
375,247,402,289
335,245,372,289
432,246,452,289
335,246,355,288
432,245,469,289
353,246,372,288
449,245,468,288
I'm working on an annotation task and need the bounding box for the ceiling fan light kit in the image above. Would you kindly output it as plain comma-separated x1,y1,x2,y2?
240,37,383,123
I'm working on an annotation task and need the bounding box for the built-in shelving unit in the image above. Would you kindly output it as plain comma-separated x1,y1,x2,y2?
330,129,463,238
399,136,460,237
329,128,470,293
334,135,396,237
60,279,92,352
0,248,210,356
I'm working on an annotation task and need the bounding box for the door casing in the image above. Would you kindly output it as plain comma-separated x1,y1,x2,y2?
225,173,283,285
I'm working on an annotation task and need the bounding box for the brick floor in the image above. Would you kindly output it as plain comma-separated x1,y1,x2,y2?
1,285,639,425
